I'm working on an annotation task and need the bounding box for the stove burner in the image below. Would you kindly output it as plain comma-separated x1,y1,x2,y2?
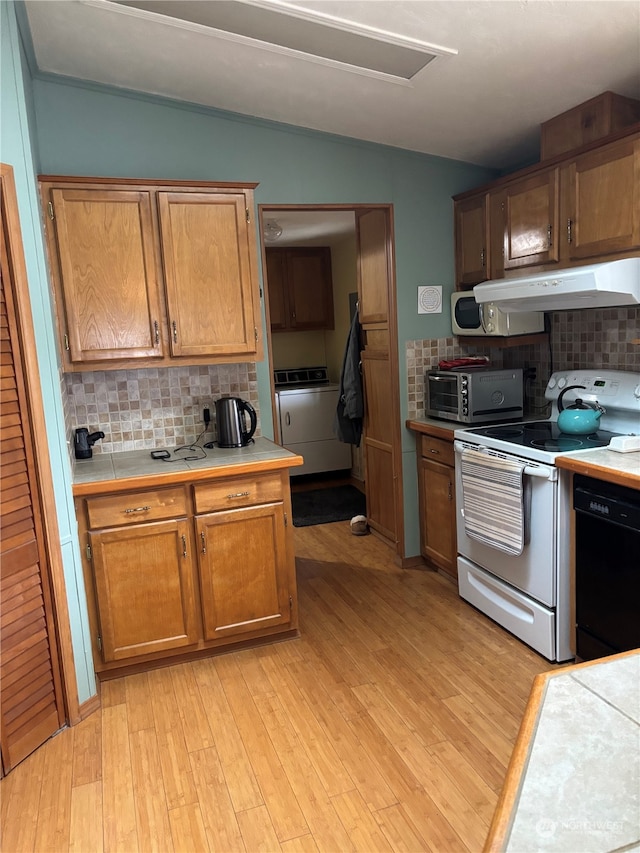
483,426,525,438
531,437,583,451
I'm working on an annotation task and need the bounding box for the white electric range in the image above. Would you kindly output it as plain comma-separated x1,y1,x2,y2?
453,368,640,662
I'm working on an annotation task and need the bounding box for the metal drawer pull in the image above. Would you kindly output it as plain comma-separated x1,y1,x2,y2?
227,491,250,499
124,505,151,514
429,448,440,454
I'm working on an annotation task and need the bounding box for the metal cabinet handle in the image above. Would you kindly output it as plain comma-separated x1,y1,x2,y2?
172,320,178,343
181,534,187,557
429,448,440,455
200,531,206,554
124,505,151,514
480,249,485,268
567,219,573,244
448,482,453,501
285,412,291,426
154,320,159,345
227,491,250,499
547,224,552,247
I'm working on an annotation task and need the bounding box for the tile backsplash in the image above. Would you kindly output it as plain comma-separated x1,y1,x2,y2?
406,306,640,420
65,363,259,455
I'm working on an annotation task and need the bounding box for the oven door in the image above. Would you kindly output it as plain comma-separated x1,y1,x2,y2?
454,441,558,607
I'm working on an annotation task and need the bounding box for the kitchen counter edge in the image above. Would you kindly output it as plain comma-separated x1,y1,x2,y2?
555,448,640,489
72,442,304,497
406,417,458,440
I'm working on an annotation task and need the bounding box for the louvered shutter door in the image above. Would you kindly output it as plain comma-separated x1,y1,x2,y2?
1,231,65,772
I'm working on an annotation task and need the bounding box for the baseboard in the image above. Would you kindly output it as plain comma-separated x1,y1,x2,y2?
400,554,432,570
78,692,101,720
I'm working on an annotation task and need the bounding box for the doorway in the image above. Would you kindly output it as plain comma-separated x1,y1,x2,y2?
258,204,405,557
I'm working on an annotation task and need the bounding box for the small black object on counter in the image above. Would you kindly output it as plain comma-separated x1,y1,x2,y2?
74,428,105,459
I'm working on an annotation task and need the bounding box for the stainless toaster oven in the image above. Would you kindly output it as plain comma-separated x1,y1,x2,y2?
426,368,523,424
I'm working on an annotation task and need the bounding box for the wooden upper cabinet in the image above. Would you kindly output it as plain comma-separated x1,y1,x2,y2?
158,191,259,357
357,209,390,322
561,136,640,261
48,188,165,363
454,193,489,288
40,178,262,371
266,247,334,332
503,168,560,270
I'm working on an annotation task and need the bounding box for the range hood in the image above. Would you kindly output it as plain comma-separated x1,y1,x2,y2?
473,257,640,312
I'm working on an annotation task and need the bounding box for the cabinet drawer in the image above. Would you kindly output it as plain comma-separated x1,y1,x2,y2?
86,487,188,529
194,473,282,513
420,435,454,466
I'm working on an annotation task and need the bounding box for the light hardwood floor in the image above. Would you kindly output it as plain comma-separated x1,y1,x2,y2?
1,522,556,852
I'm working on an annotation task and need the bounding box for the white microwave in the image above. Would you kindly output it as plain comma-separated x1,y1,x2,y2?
451,292,545,337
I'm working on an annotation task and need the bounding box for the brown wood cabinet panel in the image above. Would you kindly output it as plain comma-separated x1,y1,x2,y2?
1,180,65,772
90,518,198,662
86,486,188,528
357,209,390,322
417,437,457,579
503,169,560,270
193,473,282,514
454,193,489,288
266,247,334,332
364,440,396,542
48,188,165,362
562,137,640,261
159,191,259,358
197,503,292,641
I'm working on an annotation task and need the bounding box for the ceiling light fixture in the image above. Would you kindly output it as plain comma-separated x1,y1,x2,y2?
264,220,283,242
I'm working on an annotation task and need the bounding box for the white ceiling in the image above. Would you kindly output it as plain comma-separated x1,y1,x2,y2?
24,0,640,173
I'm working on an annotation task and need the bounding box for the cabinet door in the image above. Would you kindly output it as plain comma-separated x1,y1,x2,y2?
90,519,198,661
286,248,334,330
562,137,640,261
454,194,489,287
357,209,390,323
265,248,289,331
197,504,292,641
418,457,456,578
503,169,560,270
49,188,165,363
159,191,260,358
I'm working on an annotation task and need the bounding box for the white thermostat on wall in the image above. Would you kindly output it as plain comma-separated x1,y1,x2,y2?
418,285,442,314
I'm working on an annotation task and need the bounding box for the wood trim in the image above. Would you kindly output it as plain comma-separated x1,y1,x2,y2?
38,175,259,189
78,693,101,720
483,672,548,852
1,163,81,724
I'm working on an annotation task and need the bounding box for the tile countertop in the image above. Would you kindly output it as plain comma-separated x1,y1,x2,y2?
485,650,640,853
72,437,304,496
556,447,640,490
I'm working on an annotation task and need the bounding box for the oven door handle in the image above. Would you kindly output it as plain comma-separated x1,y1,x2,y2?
523,464,554,479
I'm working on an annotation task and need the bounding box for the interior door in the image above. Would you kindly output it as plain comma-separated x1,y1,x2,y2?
356,209,403,551
1,166,66,773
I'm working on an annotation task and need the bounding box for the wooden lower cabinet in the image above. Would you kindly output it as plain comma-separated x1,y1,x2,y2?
76,467,298,677
90,518,199,661
197,503,292,640
417,434,457,579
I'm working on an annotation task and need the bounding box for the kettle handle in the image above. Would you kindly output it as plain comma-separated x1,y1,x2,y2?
557,384,586,412
239,400,257,442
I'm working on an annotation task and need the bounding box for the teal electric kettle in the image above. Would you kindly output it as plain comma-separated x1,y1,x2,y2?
557,385,605,435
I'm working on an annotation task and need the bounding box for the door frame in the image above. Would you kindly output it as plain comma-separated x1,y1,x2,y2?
1,163,80,725
257,203,405,559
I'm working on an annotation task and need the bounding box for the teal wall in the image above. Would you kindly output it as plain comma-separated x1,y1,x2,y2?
31,76,494,557
5,11,495,659
0,2,96,703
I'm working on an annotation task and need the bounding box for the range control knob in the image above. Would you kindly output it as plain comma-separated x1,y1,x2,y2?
557,376,567,389
547,377,557,389
635,384,640,400
485,322,495,333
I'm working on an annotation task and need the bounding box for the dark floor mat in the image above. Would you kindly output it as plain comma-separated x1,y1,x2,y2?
291,485,366,527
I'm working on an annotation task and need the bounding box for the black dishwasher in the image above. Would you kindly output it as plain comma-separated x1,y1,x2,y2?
574,474,640,661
